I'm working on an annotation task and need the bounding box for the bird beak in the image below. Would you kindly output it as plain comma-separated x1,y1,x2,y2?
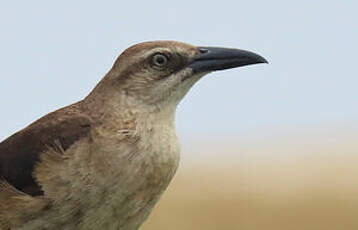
188,47,268,73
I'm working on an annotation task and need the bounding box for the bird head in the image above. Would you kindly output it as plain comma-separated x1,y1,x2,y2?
88,41,267,112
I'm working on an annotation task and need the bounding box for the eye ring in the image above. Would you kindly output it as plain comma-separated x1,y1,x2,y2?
151,53,169,68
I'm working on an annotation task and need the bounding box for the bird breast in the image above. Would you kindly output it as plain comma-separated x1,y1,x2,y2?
76,110,181,229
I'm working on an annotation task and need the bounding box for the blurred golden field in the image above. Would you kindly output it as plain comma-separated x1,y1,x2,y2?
142,127,358,230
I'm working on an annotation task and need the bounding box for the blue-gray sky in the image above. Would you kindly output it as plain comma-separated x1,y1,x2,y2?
1,0,357,142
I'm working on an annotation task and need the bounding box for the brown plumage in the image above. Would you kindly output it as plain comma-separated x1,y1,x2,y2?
0,41,267,230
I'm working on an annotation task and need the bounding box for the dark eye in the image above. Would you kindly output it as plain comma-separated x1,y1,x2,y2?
152,53,168,67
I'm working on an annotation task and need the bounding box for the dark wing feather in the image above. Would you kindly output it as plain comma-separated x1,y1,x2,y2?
0,102,92,196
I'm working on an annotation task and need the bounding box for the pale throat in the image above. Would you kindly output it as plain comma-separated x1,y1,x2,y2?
135,104,177,135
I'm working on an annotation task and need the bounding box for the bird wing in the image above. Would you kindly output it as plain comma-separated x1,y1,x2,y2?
0,102,92,196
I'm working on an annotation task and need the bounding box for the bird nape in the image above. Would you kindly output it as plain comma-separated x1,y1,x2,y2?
0,40,267,230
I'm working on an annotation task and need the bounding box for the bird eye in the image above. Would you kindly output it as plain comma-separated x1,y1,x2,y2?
152,53,168,67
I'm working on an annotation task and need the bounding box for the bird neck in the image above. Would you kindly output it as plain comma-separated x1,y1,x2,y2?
83,82,177,133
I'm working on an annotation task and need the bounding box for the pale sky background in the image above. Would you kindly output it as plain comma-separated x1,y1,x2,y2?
0,1,357,152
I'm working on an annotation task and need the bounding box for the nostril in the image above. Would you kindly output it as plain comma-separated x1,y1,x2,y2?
198,48,209,54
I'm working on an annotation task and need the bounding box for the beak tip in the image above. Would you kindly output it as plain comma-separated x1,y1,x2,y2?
259,57,269,64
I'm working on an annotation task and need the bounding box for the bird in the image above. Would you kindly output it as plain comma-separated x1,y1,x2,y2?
0,40,267,230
